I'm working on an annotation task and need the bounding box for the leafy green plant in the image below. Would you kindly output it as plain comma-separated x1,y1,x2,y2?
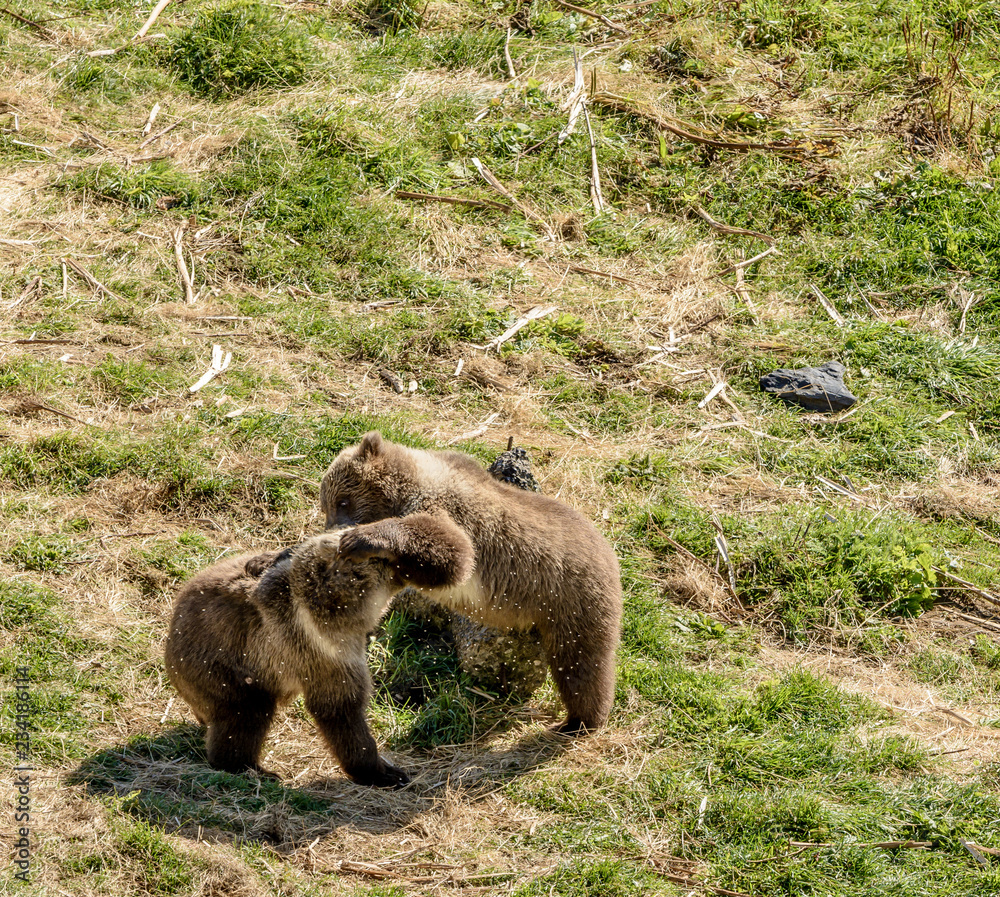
361,0,423,35
60,161,199,211
168,2,315,95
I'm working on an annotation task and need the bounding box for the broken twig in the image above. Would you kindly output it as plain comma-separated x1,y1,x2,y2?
809,285,845,327
189,344,231,392
135,0,172,40
470,157,555,239
715,246,779,277
583,105,605,215
395,190,510,212
447,412,501,445
693,206,773,244
63,258,126,303
486,305,557,353
552,0,628,34
503,27,516,80
591,92,824,157
173,227,195,304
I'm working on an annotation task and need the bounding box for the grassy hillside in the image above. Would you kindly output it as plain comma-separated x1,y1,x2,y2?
2,0,1000,893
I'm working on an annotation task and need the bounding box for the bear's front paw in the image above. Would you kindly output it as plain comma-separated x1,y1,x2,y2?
338,527,393,562
349,759,410,789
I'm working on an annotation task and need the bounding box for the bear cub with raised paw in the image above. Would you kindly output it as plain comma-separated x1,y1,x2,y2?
321,432,623,735
165,513,474,787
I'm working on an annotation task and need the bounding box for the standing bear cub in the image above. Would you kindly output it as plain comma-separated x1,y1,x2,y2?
165,513,474,787
321,432,623,734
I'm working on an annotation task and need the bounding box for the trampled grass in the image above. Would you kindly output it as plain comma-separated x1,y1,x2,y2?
2,0,1000,893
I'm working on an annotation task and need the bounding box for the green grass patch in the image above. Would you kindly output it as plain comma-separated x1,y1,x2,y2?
167,1,316,96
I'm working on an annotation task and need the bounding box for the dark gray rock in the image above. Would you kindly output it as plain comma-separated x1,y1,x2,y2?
760,361,857,412
393,442,548,698
487,446,542,492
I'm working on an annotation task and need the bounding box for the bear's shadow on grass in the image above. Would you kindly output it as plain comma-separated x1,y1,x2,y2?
68,722,570,849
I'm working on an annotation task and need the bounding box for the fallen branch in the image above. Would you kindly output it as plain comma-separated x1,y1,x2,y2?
395,190,510,212
567,264,648,288
7,275,42,311
138,119,183,149
698,381,725,409
6,397,89,425
0,5,56,40
810,285,845,327
447,412,501,445
583,105,605,215
135,0,172,40
715,246,779,277
791,840,932,850
933,566,1000,610
552,0,628,34
793,838,1000,857
470,157,555,239
172,226,195,304
953,611,1000,634
63,258,126,303
189,344,231,392
503,27,516,80
591,91,824,157
378,368,406,394
485,305,557,353
732,254,758,319
693,206,773,243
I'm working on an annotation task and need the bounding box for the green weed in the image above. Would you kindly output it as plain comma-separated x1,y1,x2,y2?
4,532,79,573
168,1,316,95
60,161,199,211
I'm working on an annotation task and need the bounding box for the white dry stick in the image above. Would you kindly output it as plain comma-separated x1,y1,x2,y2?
470,157,555,239
583,105,605,215
273,443,307,461
173,226,195,303
693,205,774,243
558,52,586,144
734,257,758,318
958,290,977,334
697,381,725,409
715,245,779,277
189,344,232,392
810,285,845,327
135,0,172,40
447,412,501,445
503,27,516,80
141,102,160,137
552,0,628,33
159,696,174,725
454,358,465,377
486,305,558,353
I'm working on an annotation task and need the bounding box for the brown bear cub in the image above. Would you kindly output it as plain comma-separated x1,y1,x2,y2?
165,513,474,787
321,432,623,735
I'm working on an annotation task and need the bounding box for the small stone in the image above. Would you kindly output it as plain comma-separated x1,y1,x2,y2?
487,447,541,492
760,361,857,412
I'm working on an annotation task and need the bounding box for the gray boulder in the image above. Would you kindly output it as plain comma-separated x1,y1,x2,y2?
760,361,857,412
393,442,548,698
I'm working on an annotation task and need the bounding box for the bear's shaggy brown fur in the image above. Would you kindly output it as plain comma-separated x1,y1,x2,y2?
165,513,474,787
320,432,623,734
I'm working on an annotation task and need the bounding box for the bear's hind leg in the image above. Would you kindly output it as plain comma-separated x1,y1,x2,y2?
204,689,278,776
542,628,617,735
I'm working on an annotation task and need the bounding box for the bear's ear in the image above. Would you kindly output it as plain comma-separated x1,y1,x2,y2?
358,431,384,461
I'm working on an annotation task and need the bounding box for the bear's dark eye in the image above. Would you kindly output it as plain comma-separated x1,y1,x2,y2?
338,498,350,509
